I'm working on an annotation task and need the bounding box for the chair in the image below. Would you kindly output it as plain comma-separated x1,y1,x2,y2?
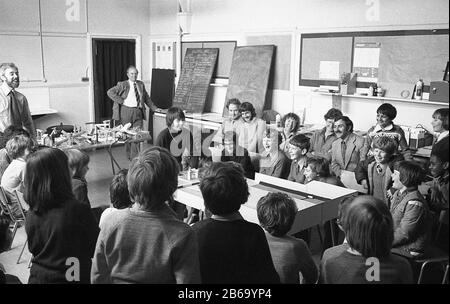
0,186,26,250
14,190,30,265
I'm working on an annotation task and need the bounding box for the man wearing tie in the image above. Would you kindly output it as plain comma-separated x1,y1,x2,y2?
0,63,36,141
107,65,155,160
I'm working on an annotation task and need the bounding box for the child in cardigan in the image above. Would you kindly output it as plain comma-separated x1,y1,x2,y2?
287,134,310,184
192,162,279,284
355,136,403,205
259,128,291,179
99,169,133,228
65,148,91,207
320,195,413,284
257,192,318,284
367,103,411,160
390,161,430,258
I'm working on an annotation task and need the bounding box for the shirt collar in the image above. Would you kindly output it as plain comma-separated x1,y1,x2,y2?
0,82,13,96
128,79,136,87
212,211,243,221
374,123,394,132
436,131,449,143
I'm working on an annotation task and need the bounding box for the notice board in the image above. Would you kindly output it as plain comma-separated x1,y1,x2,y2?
223,45,275,117
299,29,449,99
173,48,219,113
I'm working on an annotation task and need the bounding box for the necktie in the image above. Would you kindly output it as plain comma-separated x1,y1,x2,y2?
341,140,346,164
8,90,21,127
376,164,383,174
133,82,141,108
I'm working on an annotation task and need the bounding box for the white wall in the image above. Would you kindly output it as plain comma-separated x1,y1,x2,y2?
0,0,151,131
149,0,449,132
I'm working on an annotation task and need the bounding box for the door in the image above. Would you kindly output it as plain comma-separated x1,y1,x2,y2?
92,39,136,123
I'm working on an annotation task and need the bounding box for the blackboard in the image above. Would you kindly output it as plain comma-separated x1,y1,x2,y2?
151,68,175,109
223,45,275,117
299,29,449,99
173,48,219,113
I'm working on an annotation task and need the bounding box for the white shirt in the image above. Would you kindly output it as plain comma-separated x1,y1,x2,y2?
1,158,26,191
123,80,139,108
0,82,13,132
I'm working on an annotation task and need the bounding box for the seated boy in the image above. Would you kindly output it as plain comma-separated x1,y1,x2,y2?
287,134,310,184
259,128,291,179
390,161,430,258
220,131,255,179
367,103,411,160
192,162,279,284
355,136,403,205
99,169,133,228
257,192,318,284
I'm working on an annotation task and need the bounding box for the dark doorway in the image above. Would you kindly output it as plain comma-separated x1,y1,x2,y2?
92,39,136,123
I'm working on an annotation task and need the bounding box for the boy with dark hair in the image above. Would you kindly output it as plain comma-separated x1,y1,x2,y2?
390,161,430,257
257,192,318,284
192,162,280,284
367,103,411,160
287,133,311,183
355,136,403,205
309,108,342,160
99,169,133,227
220,131,255,179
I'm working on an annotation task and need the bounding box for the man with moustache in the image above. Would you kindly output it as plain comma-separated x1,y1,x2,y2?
0,63,36,140
331,116,368,191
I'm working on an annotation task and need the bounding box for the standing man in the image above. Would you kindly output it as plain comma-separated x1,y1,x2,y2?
0,63,36,140
331,115,368,191
107,65,155,160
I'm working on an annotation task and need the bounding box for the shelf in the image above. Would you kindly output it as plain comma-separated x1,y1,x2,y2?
30,108,58,116
314,91,448,106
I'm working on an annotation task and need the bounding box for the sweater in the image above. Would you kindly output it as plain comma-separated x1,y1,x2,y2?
320,244,413,284
259,150,291,179
265,232,318,284
91,205,201,284
26,199,99,283
155,127,198,169
367,123,412,160
192,218,280,284
72,177,91,208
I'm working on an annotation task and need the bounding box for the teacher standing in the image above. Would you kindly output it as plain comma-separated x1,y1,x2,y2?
0,63,36,140
107,65,155,160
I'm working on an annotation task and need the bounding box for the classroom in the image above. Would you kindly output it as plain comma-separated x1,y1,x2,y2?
0,0,448,286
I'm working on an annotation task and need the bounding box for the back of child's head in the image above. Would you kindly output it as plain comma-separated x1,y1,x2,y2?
0,125,30,149
289,133,310,151
394,160,425,188
165,107,185,127
257,192,297,237
377,103,397,121
199,161,249,216
198,156,213,179
433,108,449,131
5,134,33,159
64,148,90,178
307,156,331,178
109,169,132,209
372,136,398,156
0,214,12,253
341,195,394,258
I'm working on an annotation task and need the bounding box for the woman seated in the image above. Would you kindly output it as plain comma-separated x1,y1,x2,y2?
235,102,266,154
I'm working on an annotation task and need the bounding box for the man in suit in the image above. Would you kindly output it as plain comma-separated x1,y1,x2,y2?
331,116,368,191
107,65,155,160
0,63,36,141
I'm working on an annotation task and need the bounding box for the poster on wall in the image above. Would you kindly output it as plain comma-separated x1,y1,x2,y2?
352,42,380,83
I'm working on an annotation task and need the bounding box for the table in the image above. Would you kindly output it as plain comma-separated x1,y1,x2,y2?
174,173,357,236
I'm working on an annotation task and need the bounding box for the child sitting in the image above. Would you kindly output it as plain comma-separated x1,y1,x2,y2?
320,195,413,284
0,126,30,180
430,108,449,145
287,134,310,183
259,128,291,179
99,169,133,228
390,161,430,258
65,148,91,207
257,192,318,284
220,131,255,179
355,136,403,205
367,103,411,160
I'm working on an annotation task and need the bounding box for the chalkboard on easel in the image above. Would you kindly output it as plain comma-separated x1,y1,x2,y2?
223,45,275,117
173,48,219,113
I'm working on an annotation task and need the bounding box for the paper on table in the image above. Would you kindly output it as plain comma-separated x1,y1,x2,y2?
319,61,340,80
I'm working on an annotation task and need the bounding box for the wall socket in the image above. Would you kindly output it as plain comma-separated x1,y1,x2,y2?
81,77,89,82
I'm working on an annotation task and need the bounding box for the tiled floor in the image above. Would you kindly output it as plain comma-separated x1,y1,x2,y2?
0,143,327,283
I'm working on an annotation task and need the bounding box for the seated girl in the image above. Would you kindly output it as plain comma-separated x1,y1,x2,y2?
320,195,413,284
220,131,255,179
390,161,430,258
257,192,318,284
259,128,291,179
155,106,198,170
65,149,91,207
430,108,449,145
235,102,266,154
